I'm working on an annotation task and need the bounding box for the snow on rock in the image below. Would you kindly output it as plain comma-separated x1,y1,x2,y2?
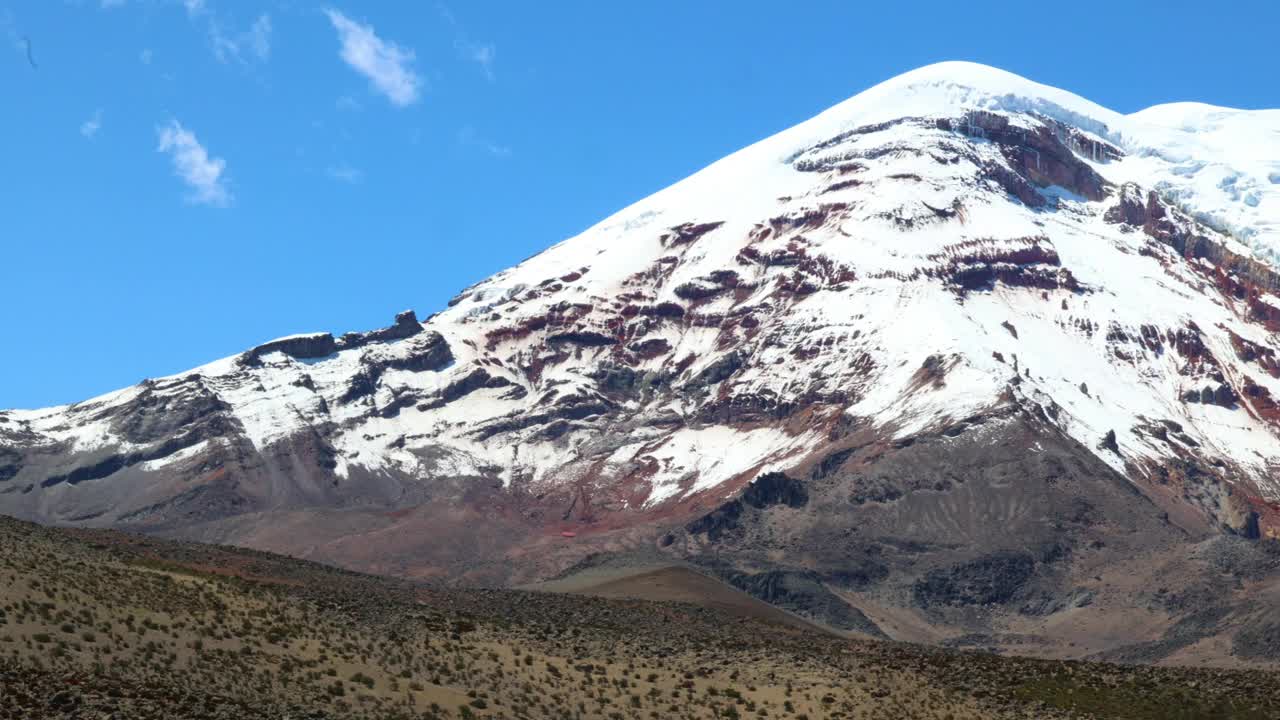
5,61,1280,535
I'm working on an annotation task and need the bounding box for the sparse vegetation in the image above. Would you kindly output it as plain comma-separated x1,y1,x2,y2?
0,514,1275,719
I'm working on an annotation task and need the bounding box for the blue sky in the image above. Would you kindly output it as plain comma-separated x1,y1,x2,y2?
2,0,1278,409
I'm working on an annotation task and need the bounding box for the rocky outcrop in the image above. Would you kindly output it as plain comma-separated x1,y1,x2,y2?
110,379,235,446
912,552,1037,608
418,368,512,410
673,270,744,301
472,393,613,442
660,221,724,247
546,330,616,347
241,311,425,365
337,310,424,350
740,471,808,509
726,569,886,636
0,450,20,483
1106,183,1280,296
689,351,745,387
1184,383,1238,408
941,111,1116,206
241,333,338,365
929,237,1079,294
338,331,454,405
686,471,807,540
1098,429,1120,454
40,425,225,489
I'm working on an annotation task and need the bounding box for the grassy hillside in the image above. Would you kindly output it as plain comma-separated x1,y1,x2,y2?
0,515,1276,719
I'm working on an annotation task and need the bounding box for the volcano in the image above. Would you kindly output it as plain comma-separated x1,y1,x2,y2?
4,61,1280,663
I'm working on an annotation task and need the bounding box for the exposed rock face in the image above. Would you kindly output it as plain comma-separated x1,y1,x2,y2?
1105,182,1280,299
726,569,886,637
1098,429,1120,454
337,309,425,349
913,552,1036,608
241,312,426,367
941,109,1116,205
740,471,808,509
686,472,808,541
3,62,1280,662
242,333,337,365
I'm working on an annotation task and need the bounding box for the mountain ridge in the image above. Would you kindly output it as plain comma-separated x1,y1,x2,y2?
3,61,1280,664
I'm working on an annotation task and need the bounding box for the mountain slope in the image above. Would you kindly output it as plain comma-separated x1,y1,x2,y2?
3,61,1280,662
6,515,1278,720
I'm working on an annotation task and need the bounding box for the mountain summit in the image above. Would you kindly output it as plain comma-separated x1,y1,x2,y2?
4,62,1280,661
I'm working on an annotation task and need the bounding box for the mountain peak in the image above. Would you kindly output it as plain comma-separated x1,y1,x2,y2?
4,65,1280,653
806,61,1120,145
859,60,1105,109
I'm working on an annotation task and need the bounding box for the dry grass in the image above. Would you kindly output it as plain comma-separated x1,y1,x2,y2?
0,515,1276,719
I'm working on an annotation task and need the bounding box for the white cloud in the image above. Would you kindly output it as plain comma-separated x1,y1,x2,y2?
156,120,231,206
247,14,271,59
324,9,421,107
469,43,495,82
183,0,206,16
80,109,103,139
459,126,510,158
211,13,271,64
438,4,496,82
139,48,153,64
326,164,364,184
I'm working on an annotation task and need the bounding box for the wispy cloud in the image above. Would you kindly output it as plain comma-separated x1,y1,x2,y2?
139,48,153,64
156,120,231,206
324,9,421,107
468,43,495,82
438,4,496,82
183,0,206,17
211,13,271,64
459,126,510,158
2,10,30,64
80,109,103,139
326,164,364,184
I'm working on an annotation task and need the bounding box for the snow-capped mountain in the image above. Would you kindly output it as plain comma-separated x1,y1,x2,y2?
3,62,1280,659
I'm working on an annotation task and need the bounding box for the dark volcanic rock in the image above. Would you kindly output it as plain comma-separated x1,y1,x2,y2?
339,331,453,404
383,331,453,372
113,379,234,446
673,270,742,300
419,368,510,410
243,311,426,364
589,363,668,398
1097,429,1120,454
726,569,885,637
546,330,617,347
690,351,745,387
1106,182,1280,296
242,333,338,365
661,221,724,247
473,395,613,441
1213,383,1237,407
740,471,808,509
912,552,1037,608
687,472,807,540
686,498,743,541
0,458,19,483
1102,604,1234,663
337,310,424,350
1234,614,1280,661
41,426,225,489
